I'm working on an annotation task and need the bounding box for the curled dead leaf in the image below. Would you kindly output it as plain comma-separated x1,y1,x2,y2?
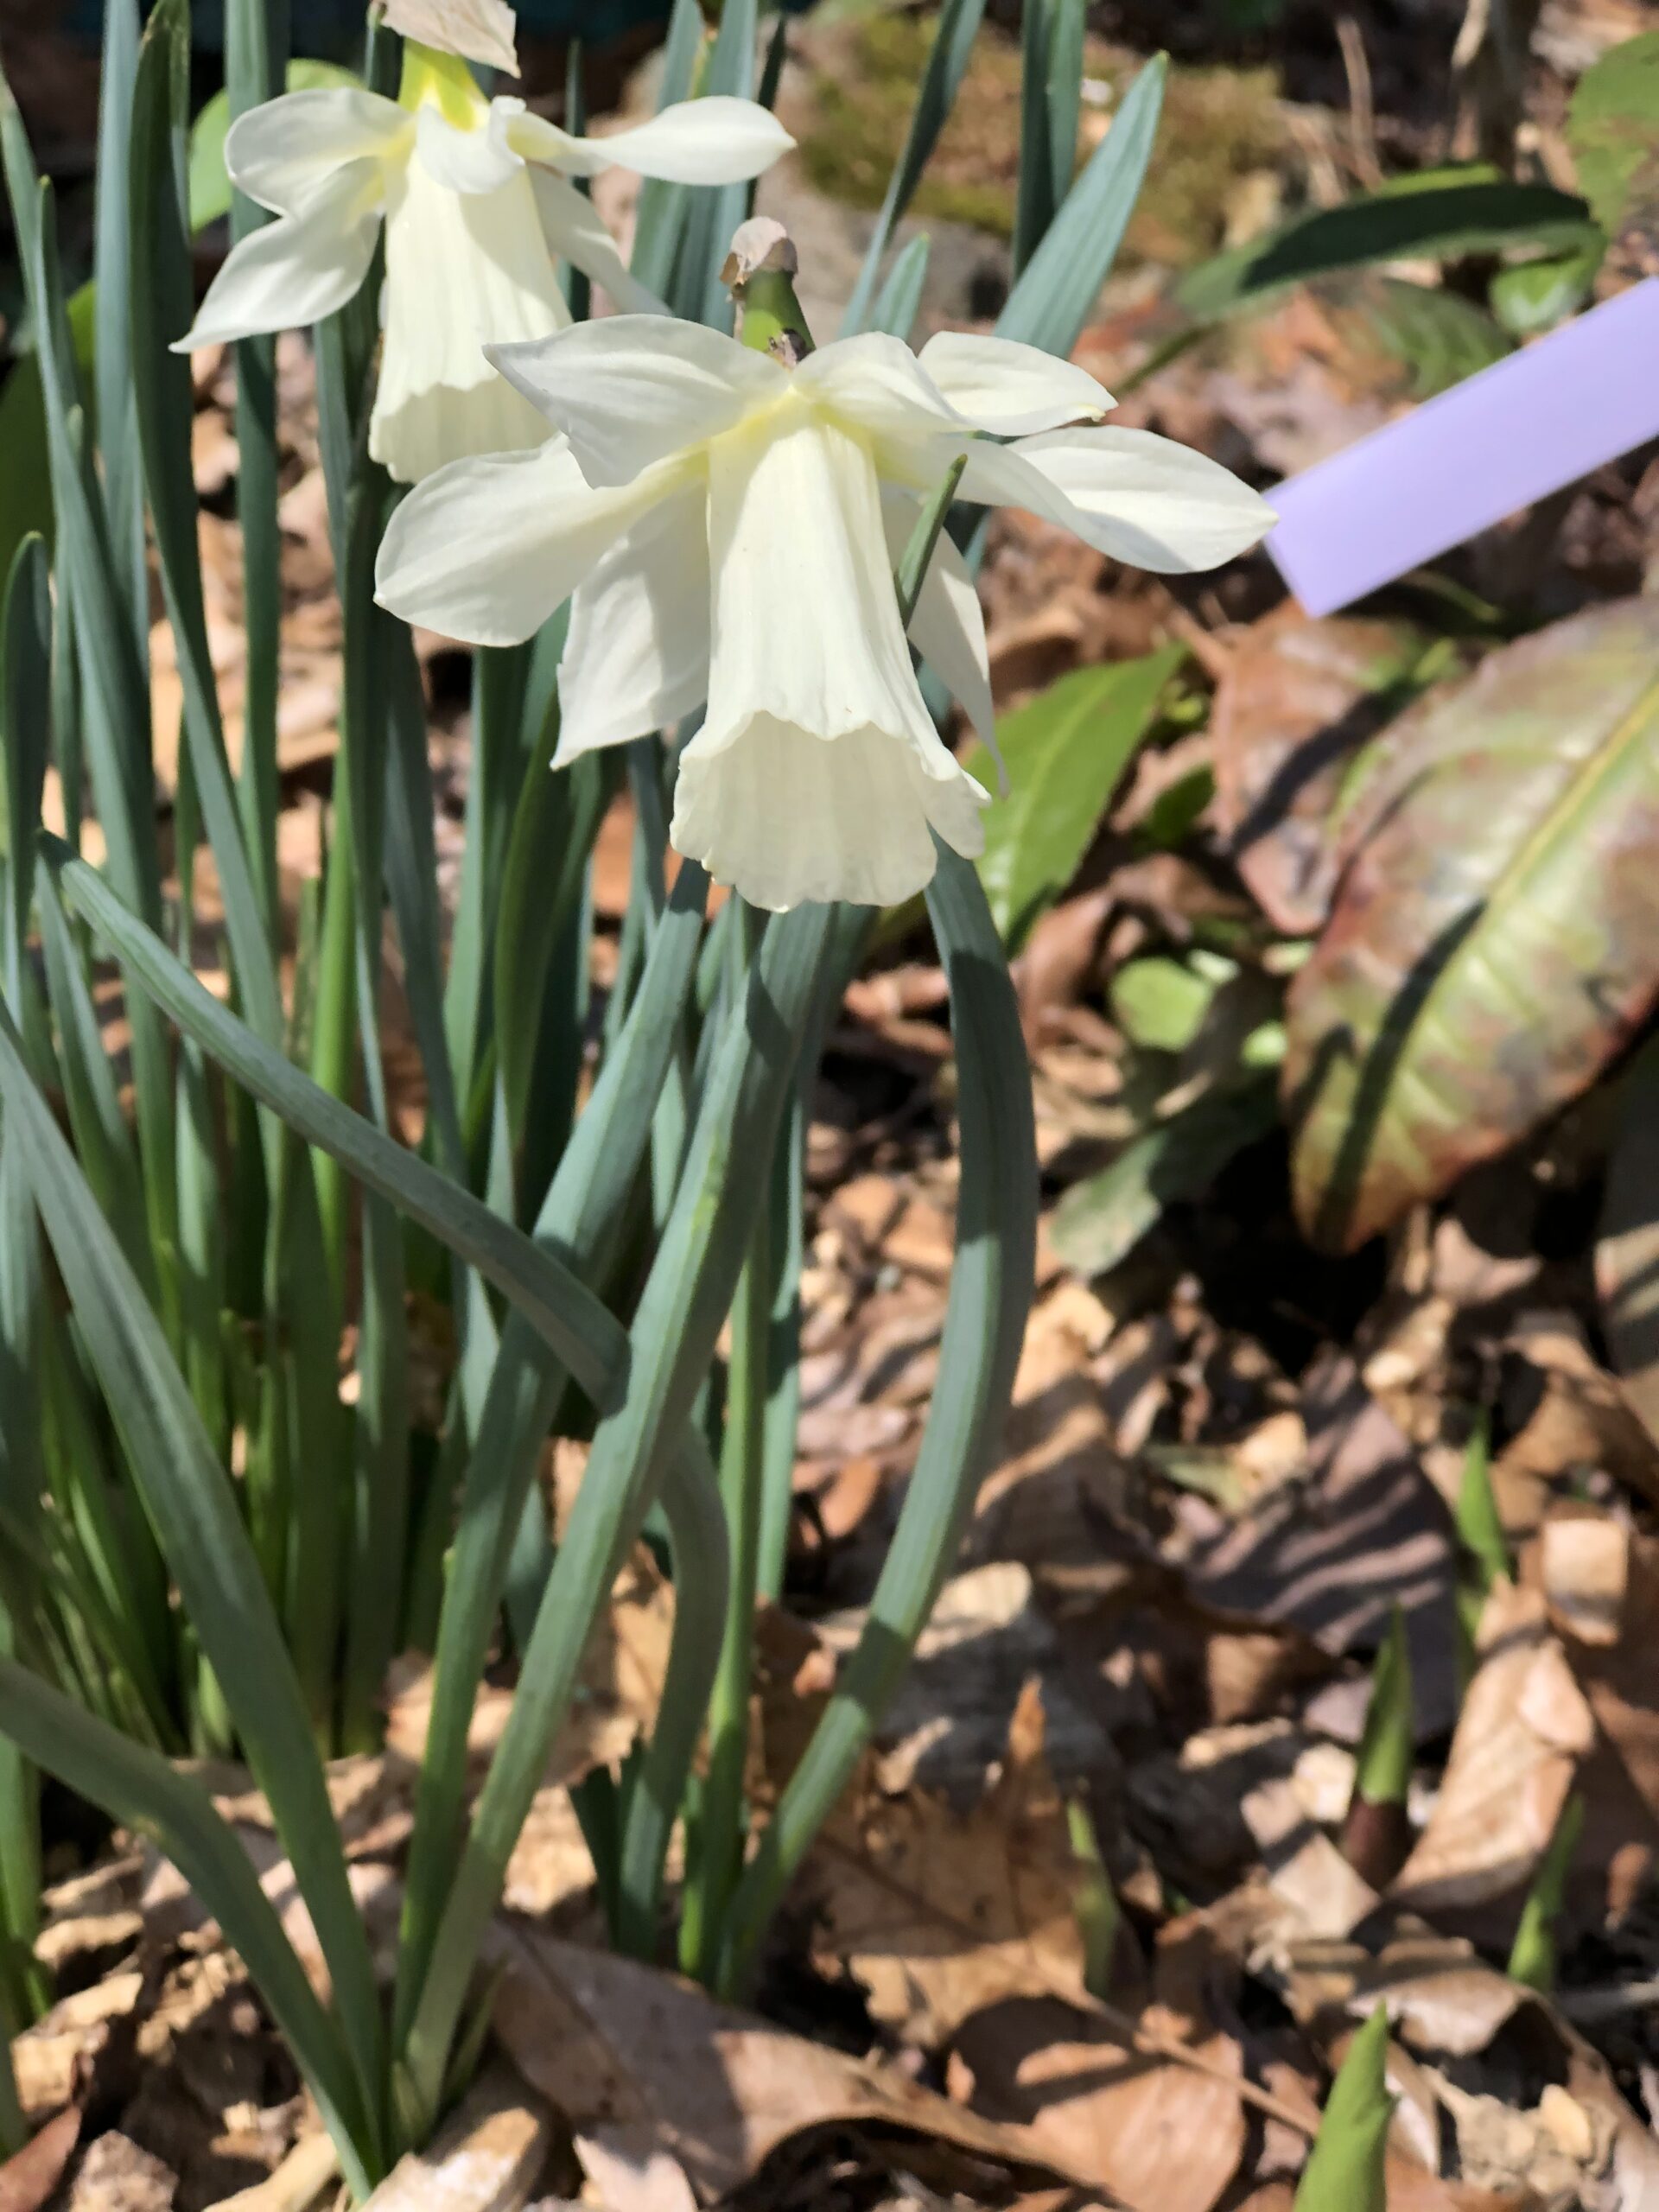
1391,1583,1592,1923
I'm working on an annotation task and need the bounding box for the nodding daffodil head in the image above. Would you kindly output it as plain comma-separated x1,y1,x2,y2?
377,224,1275,909
172,39,794,482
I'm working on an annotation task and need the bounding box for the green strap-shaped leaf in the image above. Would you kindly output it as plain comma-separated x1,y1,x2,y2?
969,646,1185,948
0,995,388,2168
0,1656,376,2196
842,0,989,336
92,0,146,663
1179,166,1599,322
402,899,834,2133
0,537,49,1002
997,52,1166,355
1295,2007,1393,2212
129,0,284,1060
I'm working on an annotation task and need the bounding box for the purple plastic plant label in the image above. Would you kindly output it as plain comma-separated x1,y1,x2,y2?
1264,277,1659,616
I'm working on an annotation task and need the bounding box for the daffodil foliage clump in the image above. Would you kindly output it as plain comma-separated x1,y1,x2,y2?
0,0,1268,2190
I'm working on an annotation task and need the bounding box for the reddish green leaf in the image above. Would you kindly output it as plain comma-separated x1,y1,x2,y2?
1284,598,1659,1251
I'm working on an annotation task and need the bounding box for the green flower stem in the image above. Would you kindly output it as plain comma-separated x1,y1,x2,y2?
391,861,713,2046
226,0,285,940
679,1187,771,1983
400,900,832,2134
613,1425,731,1961
716,842,1036,1998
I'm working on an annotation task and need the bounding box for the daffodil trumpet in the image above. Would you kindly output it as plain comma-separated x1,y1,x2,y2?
173,39,794,482
377,219,1274,908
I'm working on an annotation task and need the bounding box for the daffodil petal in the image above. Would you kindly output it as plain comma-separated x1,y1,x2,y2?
958,425,1275,572
917,331,1114,435
486,315,784,487
372,153,567,481
508,97,794,183
224,87,408,215
526,168,667,315
558,481,711,761
173,158,384,349
673,721,987,912
677,406,986,910
795,331,969,453
880,490,1001,783
415,99,522,194
376,438,678,646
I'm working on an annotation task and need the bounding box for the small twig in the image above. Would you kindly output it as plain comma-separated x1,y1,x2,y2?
1337,16,1383,188
212,2130,340,2212
1557,1979,1659,2024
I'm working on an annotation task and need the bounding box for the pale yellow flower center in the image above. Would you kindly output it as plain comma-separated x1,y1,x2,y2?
396,40,490,130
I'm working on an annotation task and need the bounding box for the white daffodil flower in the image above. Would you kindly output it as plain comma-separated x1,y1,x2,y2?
376,311,1274,910
172,43,794,482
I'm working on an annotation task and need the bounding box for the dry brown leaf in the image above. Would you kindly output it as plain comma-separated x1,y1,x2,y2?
1183,1351,1460,1737
64,2132,174,2212
384,1548,674,1789
361,2065,549,2210
802,1678,1086,2044
958,2000,1244,2212
1242,1773,1381,1940
969,1288,1131,1587
812,1567,1120,1805
575,2127,700,2212
1207,604,1434,935
488,1926,1097,2204
1497,1312,1659,1508
1390,1582,1593,1923
1535,1510,1659,1877
11,1974,144,2122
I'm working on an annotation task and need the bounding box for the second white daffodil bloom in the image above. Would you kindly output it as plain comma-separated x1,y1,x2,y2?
172,41,793,482
376,308,1274,909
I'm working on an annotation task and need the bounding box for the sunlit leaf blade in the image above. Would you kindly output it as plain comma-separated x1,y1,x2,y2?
1179,167,1599,321
0,998,387,2156
996,53,1164,355
0,537,50,995
130,0,284,1056
868,232,931,343
1352,1605,1414,1808
0,1657,376,2196
1286,599,1659,1251
1294,2006,1392,2212
35,871,151,1287
53,841,667,1430
968,646,1185,947
628,0,705,302
1508,1792,1584,1993
92,0,146,660
842,0,988,336
678,0,759,329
